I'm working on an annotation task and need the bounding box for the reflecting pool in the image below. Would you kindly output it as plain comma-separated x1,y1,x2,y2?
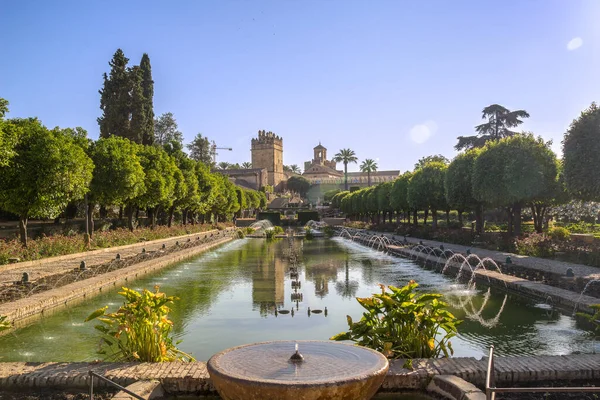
0,238,597,361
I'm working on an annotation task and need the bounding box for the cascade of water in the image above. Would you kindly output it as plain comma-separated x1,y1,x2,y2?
573,279,600,314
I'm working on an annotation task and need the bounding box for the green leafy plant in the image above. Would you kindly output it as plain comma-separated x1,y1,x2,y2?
244,227,256,235
331,281,460,359
304,226,315,240
547,226,570,241
236,229,246,239
85,286,194,362
265,229,277,240
0,316,11,332
272,226,285,235
577,304,600,333
323,225,335,238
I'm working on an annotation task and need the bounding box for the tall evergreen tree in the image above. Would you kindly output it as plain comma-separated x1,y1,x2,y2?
188,133,213,165
140,53,154,145
129,66,145,144
98,49,131,140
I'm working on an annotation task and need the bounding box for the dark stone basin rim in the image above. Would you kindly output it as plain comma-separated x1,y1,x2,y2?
207,340,390,387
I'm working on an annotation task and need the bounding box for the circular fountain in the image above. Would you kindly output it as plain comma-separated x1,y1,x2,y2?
207,340,389,400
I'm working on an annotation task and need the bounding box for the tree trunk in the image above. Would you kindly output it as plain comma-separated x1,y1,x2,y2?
126,205,135,232
458,209,464,226
431,209,437,229
531,204,545,233
423,210,429,226
119,206,123,220
368,172,371,187
506,207,513,236
513,203,522,236
99,206,107,219
389,211,393,224
19,217,28,247
475,204,484,235
344,162,348,191
446,209,450,226
168,206,175,228
87,202,95,238
182,209,188,225
413,210,418,226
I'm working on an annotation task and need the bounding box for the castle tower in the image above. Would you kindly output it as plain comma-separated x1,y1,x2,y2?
251,130,284,188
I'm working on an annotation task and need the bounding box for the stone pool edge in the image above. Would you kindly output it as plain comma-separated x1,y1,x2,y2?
0,233,235,333
0,355,598,395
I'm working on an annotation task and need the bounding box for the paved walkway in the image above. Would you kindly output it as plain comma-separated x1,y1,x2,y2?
0,229,231,286
359,229,600,281
0,354,598,393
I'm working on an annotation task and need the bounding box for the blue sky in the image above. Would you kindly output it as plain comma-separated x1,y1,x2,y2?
1,1,598,172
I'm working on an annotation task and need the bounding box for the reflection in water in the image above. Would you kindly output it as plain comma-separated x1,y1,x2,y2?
0,237,598,362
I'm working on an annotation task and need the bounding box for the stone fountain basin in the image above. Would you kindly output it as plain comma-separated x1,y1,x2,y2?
207,340,389,400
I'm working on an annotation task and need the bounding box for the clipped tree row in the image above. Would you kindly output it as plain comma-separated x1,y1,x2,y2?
0,102,266,246
336,133,565,236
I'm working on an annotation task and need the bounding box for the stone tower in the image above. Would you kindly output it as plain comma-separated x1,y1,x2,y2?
251,130,284,189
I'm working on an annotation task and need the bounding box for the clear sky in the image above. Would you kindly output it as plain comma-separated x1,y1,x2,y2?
1,1,598,172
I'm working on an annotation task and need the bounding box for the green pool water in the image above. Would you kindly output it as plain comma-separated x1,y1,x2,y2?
0,238,596,361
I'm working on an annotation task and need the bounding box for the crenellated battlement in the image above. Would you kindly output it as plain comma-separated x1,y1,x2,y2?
251,130,283,147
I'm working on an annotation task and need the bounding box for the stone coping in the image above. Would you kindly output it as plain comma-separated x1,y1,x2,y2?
0,354,598,394
0,235,233,332
0,227,233,273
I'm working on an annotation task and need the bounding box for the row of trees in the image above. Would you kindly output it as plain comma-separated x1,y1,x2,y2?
333,103,600,237
0,99,266,246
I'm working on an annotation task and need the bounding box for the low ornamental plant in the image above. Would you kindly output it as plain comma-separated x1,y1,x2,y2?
304,226,315,240
331,281,460,360
85,286,194,362
577,304,600,333
0,315,11,332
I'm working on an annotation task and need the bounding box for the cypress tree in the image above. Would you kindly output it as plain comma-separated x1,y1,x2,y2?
129,66,145,144
140,53,154,145
98,49,131,139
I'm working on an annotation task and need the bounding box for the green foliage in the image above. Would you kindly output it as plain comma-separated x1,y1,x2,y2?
86,286,194,362
98,49,133,141
323,225,335,238
0,315,11,332
134,145,178,211
445,150,480,212
331,190,349,208
236,229,246,238
272,225,285,235
0,118,94,245
154,112,183,148
472,134,558,207
333,148,358,190
244,227,256,235
390,172,411,213
414,154,449,169
90,137,146,206
563,102,600,201
261,185,274,194
0,98,19,167
455,104,529,151
576,304,600,334
408,162,447,215
360,158,378,186
139,53,154,146
298,211,319,225
287,175,310,197
547,226,570,241
187,133,212,165
324,188,342,202
331,281,460,359
304,226,315,240
513,233,555,258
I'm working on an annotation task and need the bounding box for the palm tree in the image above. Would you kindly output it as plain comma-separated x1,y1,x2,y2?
360,159,378,187
455,104,530,151
241,162,252,169
218,161,230,170
333,149,358,191
290,164,301,174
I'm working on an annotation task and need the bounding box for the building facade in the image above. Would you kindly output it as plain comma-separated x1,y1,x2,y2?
251,130,285,189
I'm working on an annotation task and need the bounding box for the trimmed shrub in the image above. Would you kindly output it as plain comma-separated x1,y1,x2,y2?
548,226,570,241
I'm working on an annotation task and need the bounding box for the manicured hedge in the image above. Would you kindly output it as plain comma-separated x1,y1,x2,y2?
298,211,319,225
257,212,281,225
